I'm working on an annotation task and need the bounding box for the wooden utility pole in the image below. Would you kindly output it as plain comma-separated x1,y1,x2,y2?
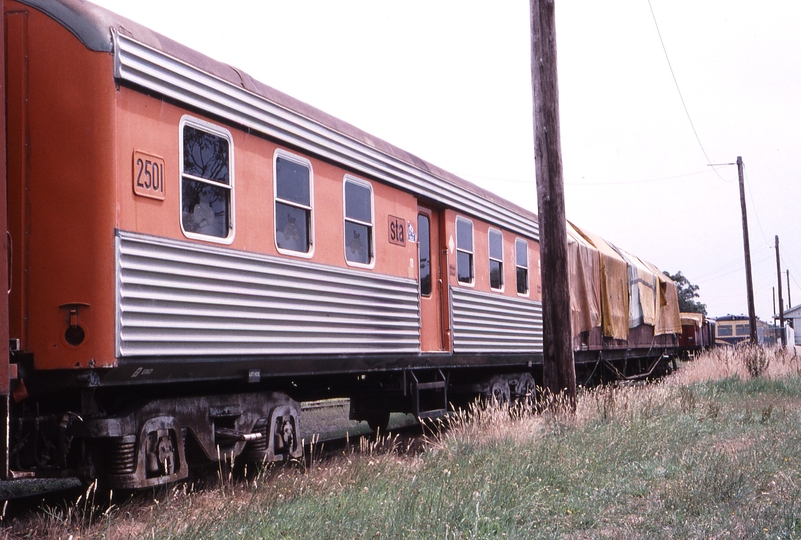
530,0,575,409
788,270,792,309
737,156,758,344
776,235,786,347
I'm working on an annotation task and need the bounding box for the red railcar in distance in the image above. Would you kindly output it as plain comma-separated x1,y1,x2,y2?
678,312,711,359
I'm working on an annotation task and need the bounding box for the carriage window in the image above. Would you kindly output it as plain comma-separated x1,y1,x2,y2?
344,178,373,265
718,325,733,337
515,238,529,295
275,153,312,254
418,214,431,296
735,324,749,336
456,217,474,285
489,228,503,291
181,122,233,240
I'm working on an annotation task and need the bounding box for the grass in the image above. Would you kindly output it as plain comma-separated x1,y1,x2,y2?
5,345,801,539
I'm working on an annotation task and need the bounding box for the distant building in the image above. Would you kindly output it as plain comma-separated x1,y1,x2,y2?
783,304,801,346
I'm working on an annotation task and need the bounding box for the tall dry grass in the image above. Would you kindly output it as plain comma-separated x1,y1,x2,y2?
4,344,801,539
671,343,801,385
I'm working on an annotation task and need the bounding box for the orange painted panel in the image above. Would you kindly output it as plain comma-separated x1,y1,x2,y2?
442,208,541,302
114,88,420,280
7,2,118,370
6,9,28,351
10,0,542,373
418,206,444,352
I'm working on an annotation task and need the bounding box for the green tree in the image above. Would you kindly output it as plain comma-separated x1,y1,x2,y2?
664,271,707,315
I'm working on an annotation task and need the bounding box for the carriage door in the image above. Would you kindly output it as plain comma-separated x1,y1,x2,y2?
6,10,26,353
417,206,447,352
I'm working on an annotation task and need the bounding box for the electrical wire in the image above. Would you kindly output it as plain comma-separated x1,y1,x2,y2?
742,165,801,311
781,254,801,305
459,168,711,187
646,0,730,183
700,253,773,282
693,254,749,281
565,169,710,186
782,255,801,288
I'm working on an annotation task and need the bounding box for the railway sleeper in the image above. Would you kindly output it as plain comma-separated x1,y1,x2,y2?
82,391,301,489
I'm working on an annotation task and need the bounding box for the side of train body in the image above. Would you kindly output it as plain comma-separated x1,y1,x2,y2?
2,0,682,488
713,315,782,347
679,312,715,359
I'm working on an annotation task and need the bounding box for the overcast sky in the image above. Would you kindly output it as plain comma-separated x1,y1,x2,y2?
91,0,801,323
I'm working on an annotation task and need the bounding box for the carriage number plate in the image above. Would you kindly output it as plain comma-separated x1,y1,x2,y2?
133,150,166,200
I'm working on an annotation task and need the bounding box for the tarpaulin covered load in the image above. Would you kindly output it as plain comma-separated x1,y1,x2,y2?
643,261,682,336
570,224,629,340
680,312,704,328
567,222,601,348
615,247,659,329
566,221,682,347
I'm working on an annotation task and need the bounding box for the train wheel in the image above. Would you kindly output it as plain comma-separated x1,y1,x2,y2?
366,411,391,435
487,377,511,406
515,373,537,406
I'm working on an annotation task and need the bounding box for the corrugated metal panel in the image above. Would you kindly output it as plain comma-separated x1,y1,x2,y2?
116,231,420,357
451,287,543,353
113,32,539,241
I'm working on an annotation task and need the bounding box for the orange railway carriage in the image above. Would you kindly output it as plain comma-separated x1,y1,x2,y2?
4,0,544,487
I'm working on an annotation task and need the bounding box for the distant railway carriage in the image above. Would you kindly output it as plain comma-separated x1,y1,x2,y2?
679,312,714,359
714,315,770,347
1,0,682,489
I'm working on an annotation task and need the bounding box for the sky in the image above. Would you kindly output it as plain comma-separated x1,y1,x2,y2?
90,0,801,323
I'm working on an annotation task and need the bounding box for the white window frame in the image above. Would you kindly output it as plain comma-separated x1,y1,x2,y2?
515,238,529,297
179,116,235,245
488,228,504,292
273,149,314,258
342,175,375,269
455,216,475,287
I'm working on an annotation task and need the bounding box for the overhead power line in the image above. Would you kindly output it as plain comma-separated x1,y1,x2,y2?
460,168,712,187
565,169,709,186
646,0,730,182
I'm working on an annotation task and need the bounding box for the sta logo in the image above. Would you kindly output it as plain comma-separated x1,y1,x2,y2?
388,215,406,246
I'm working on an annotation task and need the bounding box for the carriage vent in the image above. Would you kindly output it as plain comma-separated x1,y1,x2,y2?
116,231,420,357
450,287,543,353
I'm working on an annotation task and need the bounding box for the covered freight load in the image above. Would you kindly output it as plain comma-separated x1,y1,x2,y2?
567,222,600,350
567,222,681,382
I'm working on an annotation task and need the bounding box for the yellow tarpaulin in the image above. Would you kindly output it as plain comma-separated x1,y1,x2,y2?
570,223,629,340
680,312,704,328
567,222,601,347
643,261,682,336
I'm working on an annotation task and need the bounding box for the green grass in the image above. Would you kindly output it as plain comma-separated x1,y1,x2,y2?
10,348,801,539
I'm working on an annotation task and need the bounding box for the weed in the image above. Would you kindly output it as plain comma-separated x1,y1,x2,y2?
679,386,696,413
761,404,773,424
